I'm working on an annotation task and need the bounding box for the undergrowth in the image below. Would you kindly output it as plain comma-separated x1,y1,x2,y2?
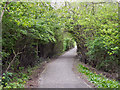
1,64,41,89
77,64,120,88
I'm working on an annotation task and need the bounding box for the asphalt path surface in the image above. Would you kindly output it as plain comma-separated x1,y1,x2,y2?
38,47,91,88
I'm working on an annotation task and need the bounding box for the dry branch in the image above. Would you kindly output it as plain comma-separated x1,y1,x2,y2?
5,45,26,73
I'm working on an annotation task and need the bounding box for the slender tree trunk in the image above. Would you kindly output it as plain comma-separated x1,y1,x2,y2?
118,2,120,81
36,40,38,56
5,50,22,73
0,1,9,22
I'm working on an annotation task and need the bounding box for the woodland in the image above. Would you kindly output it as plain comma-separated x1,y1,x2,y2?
0,1,120,88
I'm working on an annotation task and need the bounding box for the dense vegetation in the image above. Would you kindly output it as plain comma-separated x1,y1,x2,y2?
0,1,119,88
2,2,75,70
1,2,75,88
61,2,119,75
78,64,120,88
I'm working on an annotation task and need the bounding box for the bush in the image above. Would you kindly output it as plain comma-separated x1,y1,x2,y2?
62,2,119,74
63,38,75,51
77,64,120,88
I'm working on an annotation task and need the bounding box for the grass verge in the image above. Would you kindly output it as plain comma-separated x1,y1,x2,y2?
77,64,120,88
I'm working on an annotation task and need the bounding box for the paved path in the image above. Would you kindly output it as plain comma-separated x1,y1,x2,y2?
38,47,91,88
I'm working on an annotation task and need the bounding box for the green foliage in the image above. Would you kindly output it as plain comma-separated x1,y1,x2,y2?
2,72,13,86
2,2,57,53
2,2,70,70
2,1,119,88
63,38,75,51
60,2,119,73
2,2,74,88
2,71,29,88
77,64,120,88
84,3,119,72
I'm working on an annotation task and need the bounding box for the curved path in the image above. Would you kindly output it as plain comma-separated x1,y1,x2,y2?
38,47,91,88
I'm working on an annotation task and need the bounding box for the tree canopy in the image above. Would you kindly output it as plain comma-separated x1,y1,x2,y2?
1,1,120,88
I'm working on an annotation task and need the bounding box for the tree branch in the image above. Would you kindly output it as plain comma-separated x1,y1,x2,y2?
5,44,26,73
5,50,22,73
